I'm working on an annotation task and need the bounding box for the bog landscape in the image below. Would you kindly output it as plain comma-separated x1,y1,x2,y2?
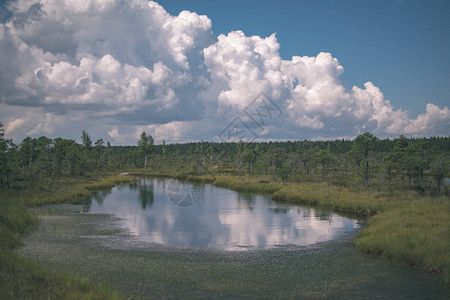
1,0,449,299
1,126,449,298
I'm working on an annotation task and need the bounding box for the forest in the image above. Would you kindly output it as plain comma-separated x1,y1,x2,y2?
1,121,449,195
1,120,449,298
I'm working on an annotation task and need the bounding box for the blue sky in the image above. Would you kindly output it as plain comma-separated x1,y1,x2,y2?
0,0,448,144
159,0,450,117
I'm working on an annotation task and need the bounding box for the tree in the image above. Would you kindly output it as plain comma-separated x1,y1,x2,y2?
106,141,112,167
277,163,292,182
387,135,409,181
138,132,153,168
162,140,167,159
194,140,208,173
403,138,430,188
65,140,83,175
236,141,245,172
242,147,258,173
53,138,68,175
268,147,286,176
350,132,379,186
19,137,38,177
94,139,105,166
429,157,447,194
314,147,336,182
81,130,92,151
0,122,12,187
81,130,93,171
297,141,314,174
36,136,53,177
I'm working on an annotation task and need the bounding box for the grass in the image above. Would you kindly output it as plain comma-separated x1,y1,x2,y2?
19,203,450,299
84,174,136,191
270,182,450,279
0,252,121,299
213,175,285,194
132,169,450,281
355,198,450,281
1,168,449,298
272,183,385,216
0,172,135,299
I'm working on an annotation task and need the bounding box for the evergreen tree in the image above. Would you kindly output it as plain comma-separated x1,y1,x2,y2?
350,132,379,186
138,132,154,168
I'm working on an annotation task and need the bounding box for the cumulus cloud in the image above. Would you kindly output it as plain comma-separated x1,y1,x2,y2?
0,0,448,144
1,0,214,124
404,104,450,135
203,31,449,138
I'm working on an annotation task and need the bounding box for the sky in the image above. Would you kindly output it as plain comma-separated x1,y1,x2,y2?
0,0,449,145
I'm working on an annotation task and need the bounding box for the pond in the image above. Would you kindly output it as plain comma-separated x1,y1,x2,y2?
85,178,361,251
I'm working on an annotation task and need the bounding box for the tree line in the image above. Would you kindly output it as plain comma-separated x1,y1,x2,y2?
151,133,449,194
0,122,150,187
0,121,448,194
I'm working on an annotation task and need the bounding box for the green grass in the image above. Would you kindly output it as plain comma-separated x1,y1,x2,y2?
137,170,449,281
212,175,285,194
84,174,136,191
355,198,450,281
269,182,450,280
272,183,385,216
0,172,135,299
20,204,449,299
2,168,449,299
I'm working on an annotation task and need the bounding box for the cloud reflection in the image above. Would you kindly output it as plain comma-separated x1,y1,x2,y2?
87,178,360,251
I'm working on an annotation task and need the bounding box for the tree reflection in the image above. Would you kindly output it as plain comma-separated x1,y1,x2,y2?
314,211,332,221
128,181,138,191
301,208,311,219
138,179,154,210
271,207,290,214
237,193,256,211
93,190,111,205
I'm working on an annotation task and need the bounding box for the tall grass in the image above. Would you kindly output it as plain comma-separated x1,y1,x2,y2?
272,183,386,216
7,167,447,289
355,198,450,281
0,173,134,299
212,176,285,194
181,173,449,280
84,174,136,191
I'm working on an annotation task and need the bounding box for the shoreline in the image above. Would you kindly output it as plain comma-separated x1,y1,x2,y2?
2,170,448,298
129,171,450,281
18,202,449,299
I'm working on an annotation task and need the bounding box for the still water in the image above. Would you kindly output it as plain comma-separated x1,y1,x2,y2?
86,178,361,251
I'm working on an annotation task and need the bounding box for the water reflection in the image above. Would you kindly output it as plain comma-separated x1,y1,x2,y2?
86,178,360,251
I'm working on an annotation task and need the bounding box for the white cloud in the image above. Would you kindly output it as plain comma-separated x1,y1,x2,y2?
137,121,193,143
0,0,448,144
1,0,214,124
404,104,450,135
204,30,449,138
204,31,284,109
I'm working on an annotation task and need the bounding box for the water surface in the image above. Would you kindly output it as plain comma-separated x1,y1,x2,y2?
85,178,361,251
